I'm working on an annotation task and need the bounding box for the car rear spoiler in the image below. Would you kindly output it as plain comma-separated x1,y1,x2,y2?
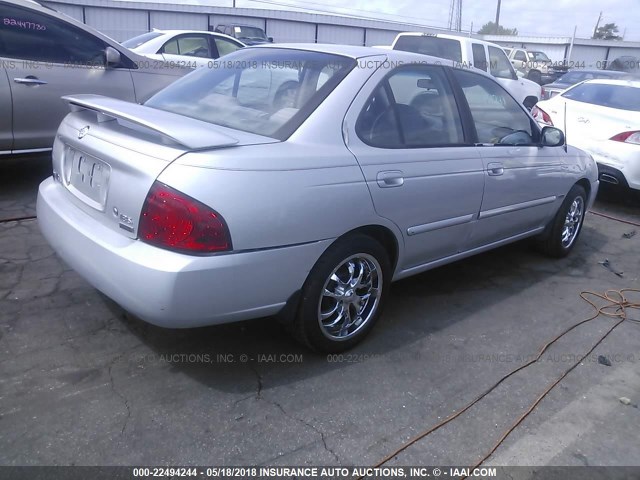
62,94,239,150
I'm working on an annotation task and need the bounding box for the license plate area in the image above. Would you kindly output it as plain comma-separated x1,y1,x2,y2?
62,145,111,211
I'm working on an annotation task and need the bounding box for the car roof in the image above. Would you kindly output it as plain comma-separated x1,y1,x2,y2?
564,69,628,75
252,42,453,62
581,78,640,88
152,29,241,41
249,43,495,77
394,32,504,49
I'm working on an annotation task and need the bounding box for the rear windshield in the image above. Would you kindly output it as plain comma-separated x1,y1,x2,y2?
145,48,356,139
393,35,462,63
235,26,267,41
562,82,640,111
558,71,626,84
122,31,163,49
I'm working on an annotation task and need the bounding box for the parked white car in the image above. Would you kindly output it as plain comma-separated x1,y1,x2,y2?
122,30,245,68
391,32,542,109
534,79,640,191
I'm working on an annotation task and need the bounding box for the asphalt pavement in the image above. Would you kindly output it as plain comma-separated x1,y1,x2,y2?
1,155,639,474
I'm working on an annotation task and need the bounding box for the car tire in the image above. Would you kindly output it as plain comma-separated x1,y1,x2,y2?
528,70,542,85
291,234,391,352
536,184,587,258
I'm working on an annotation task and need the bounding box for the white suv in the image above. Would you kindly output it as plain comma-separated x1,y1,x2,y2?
391,32,542,109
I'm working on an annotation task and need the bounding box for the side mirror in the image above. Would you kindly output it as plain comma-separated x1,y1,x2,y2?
268,37,274,43
540,126,565,147
105,46,122,68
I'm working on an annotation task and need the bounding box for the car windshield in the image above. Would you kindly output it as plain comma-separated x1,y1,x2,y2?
393,35,463,63
145,48,356,139
530,51,550,62
121,31,163,49
562,83,640,111
236,26,267,40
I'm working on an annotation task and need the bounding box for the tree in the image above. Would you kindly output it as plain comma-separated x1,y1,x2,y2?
593,23,621,40
478,21,518,35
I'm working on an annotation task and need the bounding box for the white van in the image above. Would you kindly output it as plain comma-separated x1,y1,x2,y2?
391,32,542,109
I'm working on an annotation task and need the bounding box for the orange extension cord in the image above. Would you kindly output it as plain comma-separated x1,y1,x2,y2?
362,289,640,479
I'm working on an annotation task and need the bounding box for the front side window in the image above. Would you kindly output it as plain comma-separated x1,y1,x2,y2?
356,66,465,148
161,35,210,58
0,5,107,64
453,69,537,145
489,46,516,80
530,51,550,62
146,49,355,139
562,83,640,111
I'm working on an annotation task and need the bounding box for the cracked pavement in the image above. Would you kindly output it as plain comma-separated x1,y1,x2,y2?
1,157,640,469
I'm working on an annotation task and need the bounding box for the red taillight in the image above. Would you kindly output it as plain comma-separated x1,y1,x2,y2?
531,105,553,125
610,131,640,145
139,182,231,254
541,87,546,99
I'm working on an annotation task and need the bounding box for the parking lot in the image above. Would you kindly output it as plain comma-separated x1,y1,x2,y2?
1,155,639,470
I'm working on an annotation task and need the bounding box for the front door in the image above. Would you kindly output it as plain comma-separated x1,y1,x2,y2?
0,3,135,152
451,68,566,248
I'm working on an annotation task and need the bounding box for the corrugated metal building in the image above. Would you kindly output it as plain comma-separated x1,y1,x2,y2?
43,0,640,67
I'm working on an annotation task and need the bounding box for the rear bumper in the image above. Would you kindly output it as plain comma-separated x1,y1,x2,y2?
588,142,640,191
37,177,331,328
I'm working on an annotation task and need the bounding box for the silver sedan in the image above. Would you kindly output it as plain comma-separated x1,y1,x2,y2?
37,45,599,352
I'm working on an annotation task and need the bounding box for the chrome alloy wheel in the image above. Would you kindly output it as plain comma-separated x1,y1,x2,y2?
318,254,382,341
561,196,584,248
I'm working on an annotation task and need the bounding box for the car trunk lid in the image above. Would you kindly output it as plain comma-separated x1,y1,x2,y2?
52,95,277,239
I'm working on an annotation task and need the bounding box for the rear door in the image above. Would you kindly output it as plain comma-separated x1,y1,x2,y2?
345,64,485,270
452,69,566,247
0,3,136,152
0,64,11,152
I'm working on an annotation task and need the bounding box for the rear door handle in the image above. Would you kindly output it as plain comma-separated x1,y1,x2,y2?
487,162,504,176
376,170,404,188
14,76,48,86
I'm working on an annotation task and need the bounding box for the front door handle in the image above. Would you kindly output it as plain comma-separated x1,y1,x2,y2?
376,170,404,188
14,76,48,86
487,162,504,176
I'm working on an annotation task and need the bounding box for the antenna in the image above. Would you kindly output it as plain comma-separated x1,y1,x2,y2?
563,102,568,153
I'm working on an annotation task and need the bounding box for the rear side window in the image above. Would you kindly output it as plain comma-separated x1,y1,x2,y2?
356,66,465,148
453,69,537,145
215,37,242,57
562,83,640,111
514,51,527,61
393,35,462,63
488,46,516,80
0,5,107,64
472,44,488,71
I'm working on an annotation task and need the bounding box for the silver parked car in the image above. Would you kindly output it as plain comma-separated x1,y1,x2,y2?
0,0,190,156
37,45,599,351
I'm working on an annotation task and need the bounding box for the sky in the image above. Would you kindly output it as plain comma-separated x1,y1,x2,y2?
129,0,640,41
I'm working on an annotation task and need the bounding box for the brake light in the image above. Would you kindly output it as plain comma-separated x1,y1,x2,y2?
139,182,231,254
541,87,546,99
531,105,553,125
610,131,640,145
